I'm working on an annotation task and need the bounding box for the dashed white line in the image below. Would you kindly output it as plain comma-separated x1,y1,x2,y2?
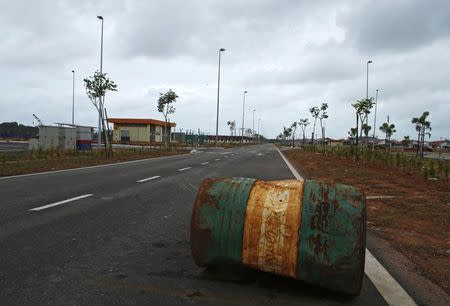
178,167,192,172
136,175,160,183
215,158,221,161
201,162,209,165
29,194,94,211
275,145,417,306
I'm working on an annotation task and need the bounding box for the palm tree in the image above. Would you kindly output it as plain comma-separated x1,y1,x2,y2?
379,122,396,149
401,136,411,149
318,103,329,140
352,98,375,146
362,123,372,143
411,112,431,158
309,106,320,143
227,120,236,136
290,122,298,147
348,128,358,142
283,126,292,146
298,118,309,146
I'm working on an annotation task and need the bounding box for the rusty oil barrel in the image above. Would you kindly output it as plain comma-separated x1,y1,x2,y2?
190,178,366,295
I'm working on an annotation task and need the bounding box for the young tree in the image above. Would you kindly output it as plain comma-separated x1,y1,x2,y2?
379,122,396,149
318,103,329,141
227,120,236,136
401,135,411,149
298,118,309,146
283,126,292,145
352,98,375,146
362,123,372,140
411,112,431,158
290,122,298,147
276,133,283,143
309,106,320,144
84,71,118,156
157,89,179,148
348,127,358,143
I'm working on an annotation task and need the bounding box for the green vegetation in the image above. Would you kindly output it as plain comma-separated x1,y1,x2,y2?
84,70,118,157
157,89,179,148
0,147,187,177
298,145,449,181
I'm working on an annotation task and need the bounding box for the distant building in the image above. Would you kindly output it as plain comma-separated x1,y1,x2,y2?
206,135,252,143
107,118,176,143
36,125,76,150
432,140,450,150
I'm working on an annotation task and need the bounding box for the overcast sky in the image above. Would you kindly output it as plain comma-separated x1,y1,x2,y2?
1,0,449,140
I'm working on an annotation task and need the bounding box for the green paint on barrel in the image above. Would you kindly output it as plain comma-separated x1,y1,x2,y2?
191,178,256,266
297,180,366,295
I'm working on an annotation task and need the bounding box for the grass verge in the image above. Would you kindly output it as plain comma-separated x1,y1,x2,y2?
0,148,189,177
283,147,450,293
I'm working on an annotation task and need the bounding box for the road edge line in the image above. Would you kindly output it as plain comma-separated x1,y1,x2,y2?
274,145,417,306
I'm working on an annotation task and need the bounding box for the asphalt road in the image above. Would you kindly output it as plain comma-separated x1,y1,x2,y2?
0,144,420,305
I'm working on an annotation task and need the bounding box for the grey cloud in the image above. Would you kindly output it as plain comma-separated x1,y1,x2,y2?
338,0,450,53
0,0,449,140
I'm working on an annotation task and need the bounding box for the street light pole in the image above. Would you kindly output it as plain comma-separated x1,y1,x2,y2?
241,90,247,143
357,60,372,147
372,89,379,150
366,60,372,99
97,15,104,146
252,108,255,143
215,48,226,146
257,118,261,144
71,70,75,125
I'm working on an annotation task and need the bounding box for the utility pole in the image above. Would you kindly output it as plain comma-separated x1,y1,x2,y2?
252,108,255,143
71,70,75,125
357,60,372,147
215,48,226,146
372,89,379,150
257,118,261,144
241,90,247,143
97,15,104,146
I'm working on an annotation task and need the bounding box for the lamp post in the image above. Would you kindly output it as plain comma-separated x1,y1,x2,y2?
252,108,255,143
71,70,75,125
372,89,379,150
241,90,247,143
257,118,261,144
215,48,226,146
356,60,372,147
97,15,104,146
366,60,372,99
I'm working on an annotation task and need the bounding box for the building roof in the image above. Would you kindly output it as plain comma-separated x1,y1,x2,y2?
107,118,176,127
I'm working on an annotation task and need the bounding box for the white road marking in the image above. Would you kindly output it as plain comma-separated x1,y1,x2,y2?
365,250,417,305
275,146,303,180
178,167,192,172
275,144,417,306
201,162,209,165
136,175,160,183
30,194,94,211
215,158,221,161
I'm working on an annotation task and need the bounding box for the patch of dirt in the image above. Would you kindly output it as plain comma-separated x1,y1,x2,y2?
284,150,450,293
